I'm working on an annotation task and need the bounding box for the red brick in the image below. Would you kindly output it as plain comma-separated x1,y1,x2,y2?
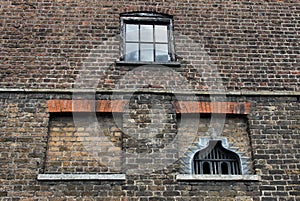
48,100,250,114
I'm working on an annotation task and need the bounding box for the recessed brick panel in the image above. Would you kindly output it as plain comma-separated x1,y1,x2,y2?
45,114,122,173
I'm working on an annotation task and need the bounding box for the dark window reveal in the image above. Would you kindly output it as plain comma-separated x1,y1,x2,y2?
192,141,241,175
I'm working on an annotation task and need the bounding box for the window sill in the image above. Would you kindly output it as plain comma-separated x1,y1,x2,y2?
115,61,181,67
37,174,126,181
176,174,261,181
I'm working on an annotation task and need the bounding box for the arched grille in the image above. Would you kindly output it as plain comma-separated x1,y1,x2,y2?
192,141,241,175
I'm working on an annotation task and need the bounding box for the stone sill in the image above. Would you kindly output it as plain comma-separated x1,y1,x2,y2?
37,174,126,181
115,61,181,67
176,174,261,181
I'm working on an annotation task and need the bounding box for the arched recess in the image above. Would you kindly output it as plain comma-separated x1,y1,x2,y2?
192,140,242,175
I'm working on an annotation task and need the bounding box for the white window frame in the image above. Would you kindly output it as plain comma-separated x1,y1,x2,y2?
120,12,176,64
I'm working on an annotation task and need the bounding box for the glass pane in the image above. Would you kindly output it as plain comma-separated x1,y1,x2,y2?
155,44,169,62
125,43,139,61
140,44,154,62
140,25,153,42
126,24,139,42
155,25,168,42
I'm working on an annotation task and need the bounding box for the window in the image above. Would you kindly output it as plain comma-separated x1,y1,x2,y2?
120,12,175,63
192,140,241,175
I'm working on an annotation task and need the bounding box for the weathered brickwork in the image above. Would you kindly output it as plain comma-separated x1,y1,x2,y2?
45,114,122,173
0,0,299,200
0,1,299,92
0,93,299,200
0,93,49,199
44,95,254,176
247,97,300,200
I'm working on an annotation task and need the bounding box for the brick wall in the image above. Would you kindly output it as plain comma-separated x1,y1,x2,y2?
1,0,299,200
0,93,299,200
43,94,254,176
0,0,299,92
248,96,300,200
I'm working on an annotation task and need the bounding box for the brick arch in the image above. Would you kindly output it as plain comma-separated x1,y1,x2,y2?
118,5,175,16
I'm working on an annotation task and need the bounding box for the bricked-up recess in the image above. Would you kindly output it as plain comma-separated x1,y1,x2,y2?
47,100,251,114
45,114,122,173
